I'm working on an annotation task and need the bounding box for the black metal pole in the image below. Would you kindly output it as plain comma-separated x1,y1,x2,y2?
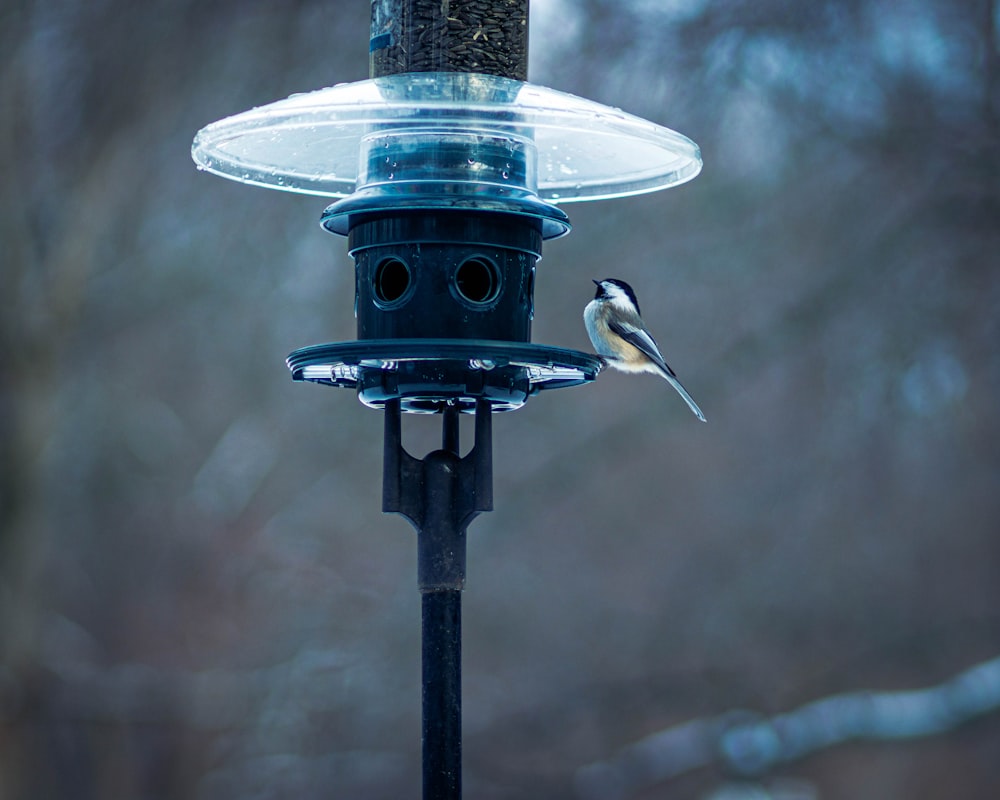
383,398,492,798
421,403,464,799
422,591,462,797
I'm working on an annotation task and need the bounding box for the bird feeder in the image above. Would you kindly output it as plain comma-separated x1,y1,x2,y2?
192,2,701,797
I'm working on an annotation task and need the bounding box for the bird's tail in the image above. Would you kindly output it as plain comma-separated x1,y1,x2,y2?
661,371,707,422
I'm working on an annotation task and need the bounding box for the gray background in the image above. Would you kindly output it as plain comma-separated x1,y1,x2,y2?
2,1,998,797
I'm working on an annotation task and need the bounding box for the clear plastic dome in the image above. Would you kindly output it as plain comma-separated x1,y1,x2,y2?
191,72,701,203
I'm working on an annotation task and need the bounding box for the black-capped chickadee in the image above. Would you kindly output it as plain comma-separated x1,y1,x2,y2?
584,278,706,422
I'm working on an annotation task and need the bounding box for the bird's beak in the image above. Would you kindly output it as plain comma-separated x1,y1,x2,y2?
592,279,601,286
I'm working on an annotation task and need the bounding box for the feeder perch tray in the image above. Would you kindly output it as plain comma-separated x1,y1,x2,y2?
287,339,604,413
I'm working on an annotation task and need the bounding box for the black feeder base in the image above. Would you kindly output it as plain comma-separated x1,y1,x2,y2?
286,338,604,413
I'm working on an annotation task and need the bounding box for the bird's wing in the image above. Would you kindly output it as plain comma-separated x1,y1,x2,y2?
609,317,706,421
608,318,677,378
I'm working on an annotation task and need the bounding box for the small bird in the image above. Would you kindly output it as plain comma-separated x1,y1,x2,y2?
584,278,706,422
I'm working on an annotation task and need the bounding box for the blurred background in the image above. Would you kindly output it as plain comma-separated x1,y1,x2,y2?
2,0,998,797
